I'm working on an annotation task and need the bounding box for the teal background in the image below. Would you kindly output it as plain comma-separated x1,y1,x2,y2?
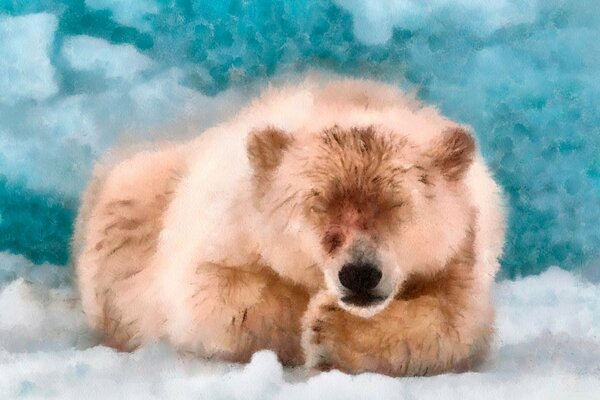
1,0,599,278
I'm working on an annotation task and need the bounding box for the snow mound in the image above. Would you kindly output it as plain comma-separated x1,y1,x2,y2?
333,0,539,44
85,0,159,31
1,253,599,399
62,36,154,81
0,13,58,104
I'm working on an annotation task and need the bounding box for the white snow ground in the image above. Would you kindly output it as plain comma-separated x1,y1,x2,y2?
0,251,599,399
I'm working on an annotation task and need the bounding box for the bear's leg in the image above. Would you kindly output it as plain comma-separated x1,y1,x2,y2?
302,291,492,376
179,263,310,366
75,146,187,349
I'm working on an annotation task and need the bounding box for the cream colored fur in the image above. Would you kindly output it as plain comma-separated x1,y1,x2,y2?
74,77,505,375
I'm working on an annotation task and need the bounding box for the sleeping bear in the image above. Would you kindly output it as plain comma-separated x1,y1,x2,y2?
73,77,505,376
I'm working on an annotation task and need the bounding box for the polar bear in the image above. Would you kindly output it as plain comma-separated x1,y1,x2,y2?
73,77,505,376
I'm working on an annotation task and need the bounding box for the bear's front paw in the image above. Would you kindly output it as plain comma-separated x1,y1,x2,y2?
301,292,345,371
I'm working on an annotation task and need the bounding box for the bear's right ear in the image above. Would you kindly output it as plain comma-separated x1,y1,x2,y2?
247,127,293,174
427,127,475,181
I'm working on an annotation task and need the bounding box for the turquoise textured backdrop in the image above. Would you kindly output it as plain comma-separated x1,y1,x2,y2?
1,0,599,278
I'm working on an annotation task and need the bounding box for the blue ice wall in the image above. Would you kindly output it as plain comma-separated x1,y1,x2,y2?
0,1,599,277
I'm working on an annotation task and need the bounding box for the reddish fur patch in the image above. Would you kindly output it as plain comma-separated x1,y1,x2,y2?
306,126,409,252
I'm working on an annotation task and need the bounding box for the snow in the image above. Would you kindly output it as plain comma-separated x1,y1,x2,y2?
0,36,248,197
1,252,599,399
0,13,58,104
85,0,159,31
333,0,539,44
62,36,154,81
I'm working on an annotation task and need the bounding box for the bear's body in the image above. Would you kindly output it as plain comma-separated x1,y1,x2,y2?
74,78,505,376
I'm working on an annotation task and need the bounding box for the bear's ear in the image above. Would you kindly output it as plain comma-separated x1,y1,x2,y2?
428,127,475,181
247,126,293,174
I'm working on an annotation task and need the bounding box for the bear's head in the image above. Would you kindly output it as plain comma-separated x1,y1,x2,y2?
247,125,476,317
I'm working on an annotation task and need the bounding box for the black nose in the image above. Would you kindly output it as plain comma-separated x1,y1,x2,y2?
338,262,382,294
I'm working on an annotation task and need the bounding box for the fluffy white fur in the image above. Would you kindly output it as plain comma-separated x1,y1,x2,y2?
75,77,505,374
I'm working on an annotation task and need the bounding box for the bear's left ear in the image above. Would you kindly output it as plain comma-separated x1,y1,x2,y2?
247,126,294,175
428,127,475,181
